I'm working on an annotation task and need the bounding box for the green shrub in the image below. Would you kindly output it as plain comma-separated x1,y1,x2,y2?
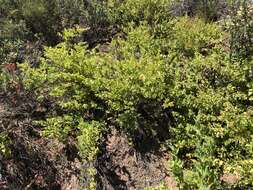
168,47,253,189
20,23,168,155
226,1,253,61
191,0,224,22
166,16,223,57
145,182,170,190
108,0,173,26
20,17,253,189
0,133,11,156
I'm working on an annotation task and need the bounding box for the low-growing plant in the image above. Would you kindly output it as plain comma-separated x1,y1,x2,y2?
0,133,11,157
145,182,170,190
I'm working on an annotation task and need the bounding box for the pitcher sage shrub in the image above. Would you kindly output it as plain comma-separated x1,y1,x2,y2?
20,15,253,189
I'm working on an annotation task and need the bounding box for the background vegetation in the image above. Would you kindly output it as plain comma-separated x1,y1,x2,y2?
1,0,253,189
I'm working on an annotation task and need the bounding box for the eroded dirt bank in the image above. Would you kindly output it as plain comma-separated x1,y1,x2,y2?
0,95,176,190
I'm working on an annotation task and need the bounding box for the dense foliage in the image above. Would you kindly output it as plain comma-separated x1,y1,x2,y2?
1,0,253,189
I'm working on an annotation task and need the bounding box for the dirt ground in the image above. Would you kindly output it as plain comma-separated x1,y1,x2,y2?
0,93,177,190
96,128,177,190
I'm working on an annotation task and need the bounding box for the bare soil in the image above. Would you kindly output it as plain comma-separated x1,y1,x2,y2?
96,128,177,190
0,94,176,190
